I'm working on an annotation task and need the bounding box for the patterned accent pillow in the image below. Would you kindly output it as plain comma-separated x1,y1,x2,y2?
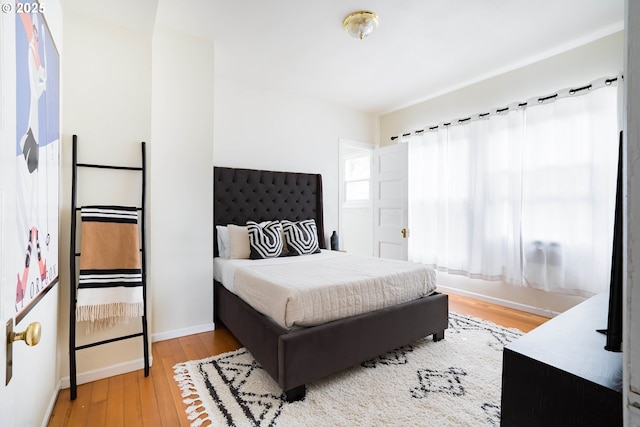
247,221,284,259
282,219,321,256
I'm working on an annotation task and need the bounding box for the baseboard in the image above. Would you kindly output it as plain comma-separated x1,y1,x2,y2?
151,322,215,343
59,355,154,389
42,379,63,427
56,323,214,390
437,285,559,318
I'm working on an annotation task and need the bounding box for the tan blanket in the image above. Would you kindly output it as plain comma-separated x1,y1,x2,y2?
233,254,437,329
77,206,143,332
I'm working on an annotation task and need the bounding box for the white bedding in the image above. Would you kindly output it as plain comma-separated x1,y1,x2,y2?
214,250,437,329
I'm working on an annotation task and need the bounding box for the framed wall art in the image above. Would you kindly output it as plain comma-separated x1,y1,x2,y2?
14,4,59,324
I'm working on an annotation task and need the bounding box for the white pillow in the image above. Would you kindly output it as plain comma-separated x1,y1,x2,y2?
228,224,251,259
216,225,230,258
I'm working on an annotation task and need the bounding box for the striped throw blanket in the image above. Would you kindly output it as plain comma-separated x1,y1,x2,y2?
77,206,143,332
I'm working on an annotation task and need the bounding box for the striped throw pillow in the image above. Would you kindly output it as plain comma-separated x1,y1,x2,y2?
247,221,284,259
282,219,321,256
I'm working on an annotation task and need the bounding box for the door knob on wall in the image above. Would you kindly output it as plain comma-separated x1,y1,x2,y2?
6,319,42,385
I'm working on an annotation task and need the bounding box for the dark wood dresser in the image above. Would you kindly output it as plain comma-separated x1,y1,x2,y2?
501,292,623,426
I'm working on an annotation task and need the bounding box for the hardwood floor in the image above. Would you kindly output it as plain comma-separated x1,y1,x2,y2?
47,292,549,427
447,292,549,333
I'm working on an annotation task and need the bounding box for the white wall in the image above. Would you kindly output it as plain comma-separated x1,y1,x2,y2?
380,32,625,315
213,76,376,246
150,24,215,339
380,31,624,145
58,8,153,382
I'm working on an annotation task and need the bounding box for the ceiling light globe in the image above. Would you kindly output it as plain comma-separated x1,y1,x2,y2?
342,11,380,40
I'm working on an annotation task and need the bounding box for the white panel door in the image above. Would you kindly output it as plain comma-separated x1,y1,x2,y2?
1,8,59,426
0,9,13,426
0,192,9,427
373,143,408,260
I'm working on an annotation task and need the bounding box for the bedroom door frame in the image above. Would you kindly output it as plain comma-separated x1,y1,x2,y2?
338,139,374,256
372,143,409,260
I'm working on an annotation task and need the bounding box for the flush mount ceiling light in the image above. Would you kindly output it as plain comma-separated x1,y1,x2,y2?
342,10,380,40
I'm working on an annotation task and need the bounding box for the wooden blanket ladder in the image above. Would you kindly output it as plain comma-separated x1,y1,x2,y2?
68,134,149,400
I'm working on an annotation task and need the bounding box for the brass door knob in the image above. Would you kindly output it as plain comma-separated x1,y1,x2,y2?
10,322,41,346
401,228,407,238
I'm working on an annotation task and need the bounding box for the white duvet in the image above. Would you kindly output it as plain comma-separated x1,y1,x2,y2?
214,251,437,329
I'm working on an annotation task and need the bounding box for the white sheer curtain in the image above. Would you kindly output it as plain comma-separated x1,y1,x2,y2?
408,79,619,295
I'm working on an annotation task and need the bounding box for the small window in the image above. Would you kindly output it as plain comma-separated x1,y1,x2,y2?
344,152,371,204
346,181,369,201
345,155,370,181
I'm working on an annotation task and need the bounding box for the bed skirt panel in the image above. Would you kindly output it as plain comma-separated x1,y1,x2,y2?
277,292,448,391
214,280,448,394
214,280,286,381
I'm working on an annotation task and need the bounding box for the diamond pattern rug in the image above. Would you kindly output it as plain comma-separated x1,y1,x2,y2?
173,312,522,426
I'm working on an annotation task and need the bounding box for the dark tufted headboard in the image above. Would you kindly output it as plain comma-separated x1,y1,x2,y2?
213,166,326,257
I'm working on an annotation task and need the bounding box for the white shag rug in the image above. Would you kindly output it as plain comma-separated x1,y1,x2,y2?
173,312,522,427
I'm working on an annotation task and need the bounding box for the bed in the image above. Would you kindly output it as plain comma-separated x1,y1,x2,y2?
213,166,449,402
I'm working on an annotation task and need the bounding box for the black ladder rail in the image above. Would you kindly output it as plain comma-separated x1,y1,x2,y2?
69,134,150,400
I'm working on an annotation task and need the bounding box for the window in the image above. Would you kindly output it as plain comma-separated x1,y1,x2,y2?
408,77,619,296
343,151,371,205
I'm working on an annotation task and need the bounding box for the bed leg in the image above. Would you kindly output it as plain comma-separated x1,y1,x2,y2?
433,330,445,342
214,315,226,330
284,385,306,403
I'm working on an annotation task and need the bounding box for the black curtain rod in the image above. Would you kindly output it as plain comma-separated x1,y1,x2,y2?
537,93,558,103
390,76,619,141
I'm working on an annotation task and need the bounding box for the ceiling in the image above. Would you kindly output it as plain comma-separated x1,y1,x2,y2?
62,0,625,115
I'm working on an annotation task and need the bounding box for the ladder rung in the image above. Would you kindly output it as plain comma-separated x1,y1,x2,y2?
77,162,142,171
75,332,144,350
75,207,143,211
